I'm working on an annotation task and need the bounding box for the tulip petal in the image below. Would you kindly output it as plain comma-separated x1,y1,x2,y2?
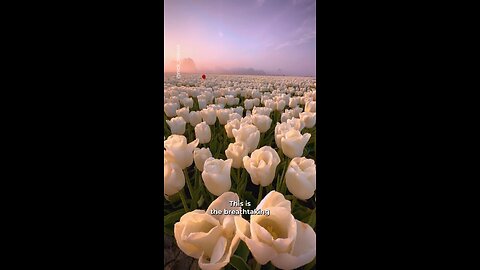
256,191,291,212
207,192,241,223
270,220,316,270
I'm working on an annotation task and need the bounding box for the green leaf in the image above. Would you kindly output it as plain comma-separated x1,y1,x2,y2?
229,255,251,270
164,226,174,236
304,257,316,270
234,241,250,261
164,208,185,225
307,209,316,228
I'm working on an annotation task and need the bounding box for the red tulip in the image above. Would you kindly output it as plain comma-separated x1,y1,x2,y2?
201,74,206,80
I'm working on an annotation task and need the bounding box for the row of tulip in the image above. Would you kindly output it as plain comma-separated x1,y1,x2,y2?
164,74,316,270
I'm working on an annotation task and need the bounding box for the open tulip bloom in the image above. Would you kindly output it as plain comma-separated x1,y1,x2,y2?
164,74,316,269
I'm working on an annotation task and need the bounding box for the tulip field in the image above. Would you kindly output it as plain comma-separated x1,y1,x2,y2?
164,73,317,270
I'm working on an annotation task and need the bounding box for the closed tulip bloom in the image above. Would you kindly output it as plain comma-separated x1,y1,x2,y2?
166,116,186,135
252,98,260,106
195,121,211,144
232,124,260,153
242,146,280,186
280,129,311,158
215,97,227,106
176,107,190,123
264,99,275,110
225,141,249,168
164,157,185,196
289,97,298,108
281,112,293,123
201,108,217,125
198,98,207,110
164,102,179,118
244,99,254,110
164,135,199,169
286,117,305,132
225,95,236,106
234,191,316,269
225,119,241,138
194,147,212,171
229,112,242,122
189,111,202,127
305,101,316,113
285,157,316,200
252,106,273,116
274,122,292,148
292,106,303,118
202,157,233,196
216,108,232,125
252,114,272,133
299,112,316,128
182,97,194,108
233,106,244,116
275,100,286,111
174,192,242,270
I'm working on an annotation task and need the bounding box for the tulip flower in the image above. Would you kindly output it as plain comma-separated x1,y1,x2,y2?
198,98,207,110
225,118,241,138
189,111,202,127
202,157,233,196
164,157,185,196
252,106,272,116
232,124,260,154
252,114,272,133
234,191,316,269
274,122,293,148
275,100,286,111
176,107,190,123
225,141,249,169
194,147,212,172
242,146,280,186
174,192,242,270
195,121,212,144
164,102,179,118
216,108,232,125
244,99,254,110
201,107,217,125
280,129,311,158
164,135,199,169
286,117,305,132
166,116,186,135
285,157,316,200
228,112,242,122
299,112,316,128
233,106,244,116
305,101,316,113
182,97,194,108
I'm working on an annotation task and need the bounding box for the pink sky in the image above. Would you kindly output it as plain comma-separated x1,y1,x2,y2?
164,0,316,76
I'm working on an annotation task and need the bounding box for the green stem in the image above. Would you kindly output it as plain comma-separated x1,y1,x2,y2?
280,157,290,194
254,259,261,270
184,169,196,209
257,185,263,206
178,189,189,212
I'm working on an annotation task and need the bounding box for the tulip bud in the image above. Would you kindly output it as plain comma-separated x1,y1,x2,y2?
188,111,202,127
164,102,179,118
233,106,244,116
225,141,249,168
181,97,194,108
287,117,305,132
200,107,217,125
252,114,272,133
202,157,233,196
166,116,186,135
300,112,316,128
225,119,241,138
164,157,185,196
198,98,207,110
216,108,232,125
280,129,311,158
176,107,190,123
305,101,316,113
232,124,260,154
285,157,316,200
193,147,212,171
244,99,254,110
194,121,211,144
164,135,199,169
243,146,280,186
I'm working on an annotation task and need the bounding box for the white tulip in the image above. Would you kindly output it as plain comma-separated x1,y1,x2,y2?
164,135,199,169
164,102,179,118
198,98,207,110
274,122,292,148
164,157,185,196
275,100,286,111
242,146,280,186
176,107,190,123
244,99,254,110
229,112,242,122
194,147,212,171
216,108,232,125
225,141,249,169
252,114,272,133
305,101,316,113
280,129,311,158
233,106,244,116
166,116,186,135
201,108,217,125
232,124,260,153
189,111,202,127
286,117,305,132
234,191,316,269
182,97,194,108
285,157,316,200
252,106,272,116
225,119,241,138
202,157,233,196
195,121,211,144
299,112,316,128
174,192,242,270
